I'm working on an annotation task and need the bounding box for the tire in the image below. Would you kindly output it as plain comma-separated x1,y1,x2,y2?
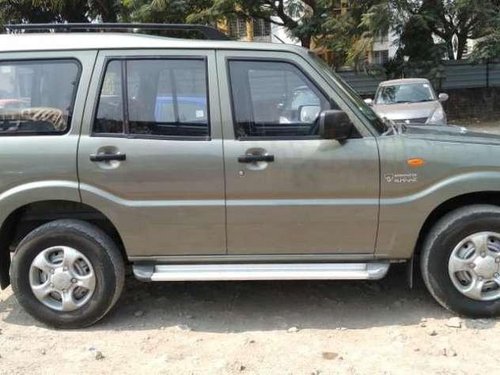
421,205,500,318
10,219,125,328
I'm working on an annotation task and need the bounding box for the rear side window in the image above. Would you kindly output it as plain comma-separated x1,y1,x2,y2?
94,58,209,138
0,60,80,135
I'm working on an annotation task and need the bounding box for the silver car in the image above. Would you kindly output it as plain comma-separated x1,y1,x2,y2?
366,78,449,125
1,24,500,329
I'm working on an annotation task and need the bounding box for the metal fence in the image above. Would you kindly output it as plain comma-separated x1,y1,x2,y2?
337,60,500,95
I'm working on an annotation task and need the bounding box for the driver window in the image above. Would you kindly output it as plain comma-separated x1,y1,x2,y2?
228,60,332,138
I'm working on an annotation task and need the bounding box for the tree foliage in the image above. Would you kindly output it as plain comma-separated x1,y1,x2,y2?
470,9,500,61
0,0,498,66
0,0,123,23
359,0,500,61
122,0,213,23
318,1,383,68
187,0,335,48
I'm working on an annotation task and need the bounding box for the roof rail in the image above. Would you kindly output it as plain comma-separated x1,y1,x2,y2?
3,23,230,41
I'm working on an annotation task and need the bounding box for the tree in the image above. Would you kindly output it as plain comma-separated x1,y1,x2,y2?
0,0,122,24
361,0,500,61
420,0,498,60
470,11,500,61
318,0,384,68
123,0,214,24
188,0,338,48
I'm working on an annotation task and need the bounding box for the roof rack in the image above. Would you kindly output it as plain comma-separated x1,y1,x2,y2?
3,23,230,41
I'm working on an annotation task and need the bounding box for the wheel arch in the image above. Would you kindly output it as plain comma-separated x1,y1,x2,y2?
399,191,500,288
415,191,500,256
0,200,127,289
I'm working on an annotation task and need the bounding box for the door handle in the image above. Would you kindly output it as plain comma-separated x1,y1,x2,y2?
238,154,275,163
89,153,126,162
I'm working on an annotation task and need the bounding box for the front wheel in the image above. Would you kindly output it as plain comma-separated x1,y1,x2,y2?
421,205,500,317
10,219,125,328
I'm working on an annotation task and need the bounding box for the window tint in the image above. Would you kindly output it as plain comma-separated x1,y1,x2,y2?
95,60,123,134
127,59,208,137
228,60,331,138
0,60,80,135
94,59,209,138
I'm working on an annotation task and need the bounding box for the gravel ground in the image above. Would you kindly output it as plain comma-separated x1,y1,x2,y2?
0,266,499,374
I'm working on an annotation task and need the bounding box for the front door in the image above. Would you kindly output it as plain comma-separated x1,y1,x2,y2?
78,50,225,258
217,50,380,255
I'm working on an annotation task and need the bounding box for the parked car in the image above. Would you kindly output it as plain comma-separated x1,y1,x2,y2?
0,24,499,328
365,78,449,125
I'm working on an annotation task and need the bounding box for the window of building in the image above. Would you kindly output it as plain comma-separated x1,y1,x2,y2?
374,32,389,43
229,17,271,40
229,17,247,40
253,19,271,37
373,50,389,65
0,60,80,135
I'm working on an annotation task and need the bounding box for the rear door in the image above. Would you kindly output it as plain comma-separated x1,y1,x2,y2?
78,49,225,258
0,50,94,210
217,50,380,255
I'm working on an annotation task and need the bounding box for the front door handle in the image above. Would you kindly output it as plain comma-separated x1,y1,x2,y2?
90,153,126,162
238,154,275,163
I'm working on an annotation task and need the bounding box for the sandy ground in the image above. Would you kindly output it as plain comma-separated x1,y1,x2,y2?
1,118,500,375
0,266,499,375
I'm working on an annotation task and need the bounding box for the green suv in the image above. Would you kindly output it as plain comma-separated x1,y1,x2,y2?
0,24,499,328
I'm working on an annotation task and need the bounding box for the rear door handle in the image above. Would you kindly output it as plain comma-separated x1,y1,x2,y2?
238,154,275,163
89,153,126,162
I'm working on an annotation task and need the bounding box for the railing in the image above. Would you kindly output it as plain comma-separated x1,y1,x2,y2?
337,60,500,95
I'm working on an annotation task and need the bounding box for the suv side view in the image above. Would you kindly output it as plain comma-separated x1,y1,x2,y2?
0,24,499,328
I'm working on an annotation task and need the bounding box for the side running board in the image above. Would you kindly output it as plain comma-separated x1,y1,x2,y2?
133,262,390,282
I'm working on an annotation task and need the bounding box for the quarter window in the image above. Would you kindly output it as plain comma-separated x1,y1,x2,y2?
94,58,209,138
228,60,332,138
95,60,123,134
0,60,80,135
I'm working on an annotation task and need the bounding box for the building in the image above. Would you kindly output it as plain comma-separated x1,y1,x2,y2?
370,31,398,65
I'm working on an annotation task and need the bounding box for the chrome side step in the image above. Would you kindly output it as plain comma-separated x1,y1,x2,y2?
133,262,390,282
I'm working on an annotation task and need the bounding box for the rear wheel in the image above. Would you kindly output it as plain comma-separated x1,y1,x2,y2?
421,205,500,317
10,219,125,328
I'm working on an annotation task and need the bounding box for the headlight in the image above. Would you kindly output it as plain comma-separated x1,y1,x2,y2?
426,107,446,125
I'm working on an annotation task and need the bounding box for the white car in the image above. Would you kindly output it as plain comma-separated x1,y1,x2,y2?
365,78,449,125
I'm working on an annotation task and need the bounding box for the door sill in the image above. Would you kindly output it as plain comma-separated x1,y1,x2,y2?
133,262,390,282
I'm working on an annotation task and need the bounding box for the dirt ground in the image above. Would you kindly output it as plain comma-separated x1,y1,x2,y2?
0,266,499,375
1,118,500,375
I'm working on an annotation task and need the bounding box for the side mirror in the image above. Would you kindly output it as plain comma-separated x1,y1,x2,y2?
364,98,374,106
319,110,354,142
299,105,321,123
438,93,449,102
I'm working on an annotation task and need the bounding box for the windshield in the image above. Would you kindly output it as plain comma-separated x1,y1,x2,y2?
308,52,387,134
375,83,435,104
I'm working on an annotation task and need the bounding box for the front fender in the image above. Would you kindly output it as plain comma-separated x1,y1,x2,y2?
377,171,500,258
